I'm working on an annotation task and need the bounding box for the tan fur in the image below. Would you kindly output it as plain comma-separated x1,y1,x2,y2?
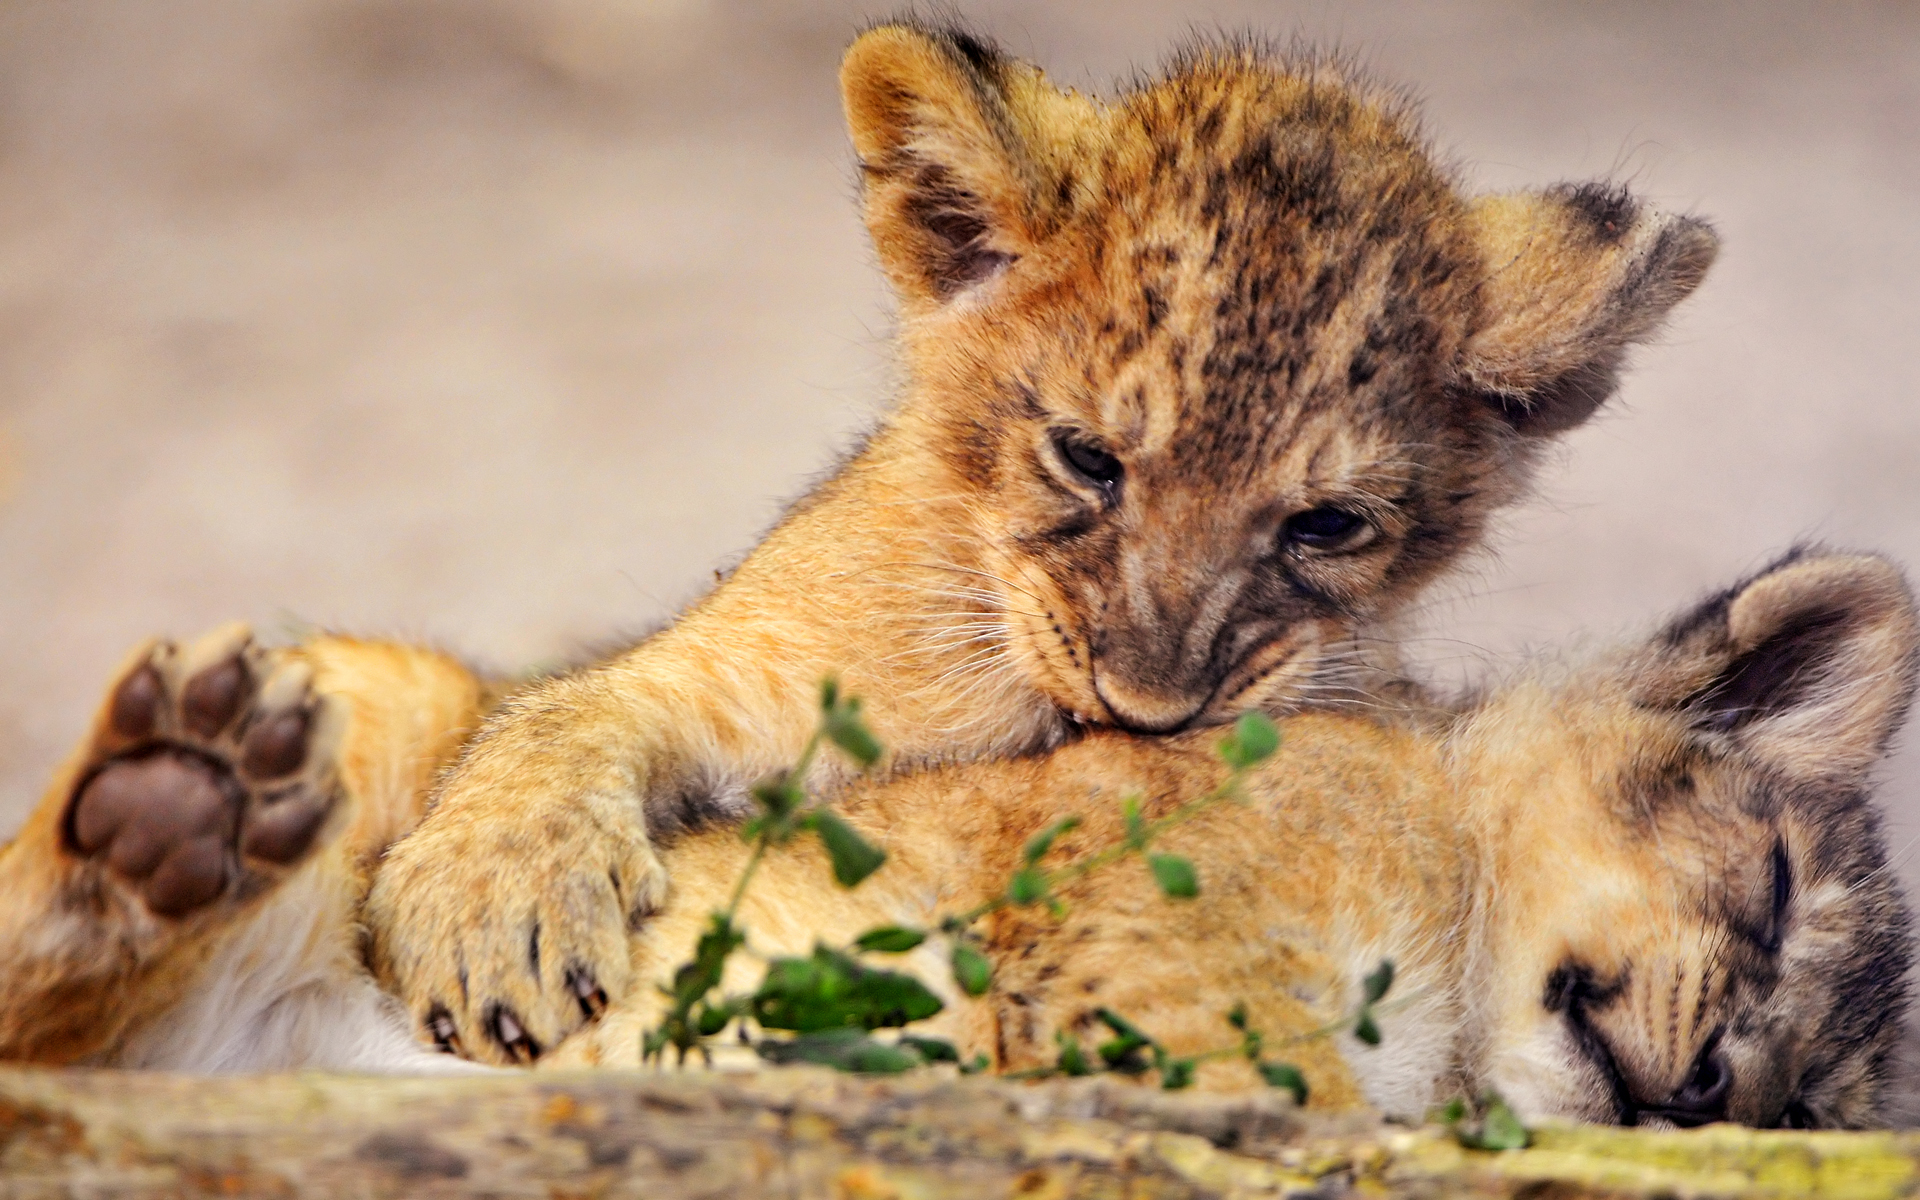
546,550,1918,1128
552,719,1460,1114
0,635,487,1064
361,23,1718,1064
5,551,1907,1128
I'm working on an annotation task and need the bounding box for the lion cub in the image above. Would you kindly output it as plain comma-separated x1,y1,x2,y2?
2,553,1909,1129
358,23,1718,1064
558,549,1915,1128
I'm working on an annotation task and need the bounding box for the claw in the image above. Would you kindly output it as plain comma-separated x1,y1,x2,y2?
426,1004,464,1056
487,1004,543,1065
567,963,609,1020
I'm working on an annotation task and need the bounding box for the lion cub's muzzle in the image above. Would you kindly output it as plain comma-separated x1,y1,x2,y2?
1090,621,1315,734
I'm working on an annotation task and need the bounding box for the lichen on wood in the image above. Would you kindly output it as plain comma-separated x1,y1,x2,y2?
1,1066,1916,1198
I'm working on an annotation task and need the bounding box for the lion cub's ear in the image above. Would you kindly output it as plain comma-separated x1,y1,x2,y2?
1460,184,1719,435
1635,549,1920,784
841,23,1092,307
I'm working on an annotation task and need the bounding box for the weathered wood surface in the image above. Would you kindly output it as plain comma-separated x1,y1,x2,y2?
1,1066,1917,1199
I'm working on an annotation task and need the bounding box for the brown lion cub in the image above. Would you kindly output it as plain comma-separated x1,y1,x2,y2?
358,24,1717,1065
1,553,1909,1129
547,548,1920,1127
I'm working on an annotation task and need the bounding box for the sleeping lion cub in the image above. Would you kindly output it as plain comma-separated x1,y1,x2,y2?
2,549,1912,1129
352,23,1716,1065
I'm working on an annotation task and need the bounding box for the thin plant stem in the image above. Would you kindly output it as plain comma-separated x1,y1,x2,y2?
723,839,770,925
945,773,1247,930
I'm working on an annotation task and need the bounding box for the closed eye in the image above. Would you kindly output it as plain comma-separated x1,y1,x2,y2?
1766,838,1792,953
1729,837,1792,954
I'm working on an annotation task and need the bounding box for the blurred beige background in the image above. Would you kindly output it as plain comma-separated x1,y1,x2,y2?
2,0,1917,984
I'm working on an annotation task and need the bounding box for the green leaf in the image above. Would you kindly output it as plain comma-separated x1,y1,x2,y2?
854,926,926,954
951,942,992,997
1094,1008,1156,1074
746,776,809,845
1226,1002,1249,1031
750,775,804,820
897,1035,959,1063
1259,1062,1309,1106
1448,1095,1530,1151
1160,1058,1196,1090
959,1052,991,1075
671,915,744,1006
1219,711,1281,769
695,1003,733,1037
1353,1009,1382,1046
1023,817,1082,865
1055,1034,1092,1077
756,1029,922,1074
1149,853,1199,899
1477,1100,1530,1150
1363,959,1395,1005
1008,867,1048,906
750,945,943,1033
819,681,884,767
813,811,887,887
1096,1007,1154,1045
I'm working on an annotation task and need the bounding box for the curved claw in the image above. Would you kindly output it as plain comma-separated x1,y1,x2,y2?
425,1004,464,1056
487,1004,543,1065
566,963,610,1020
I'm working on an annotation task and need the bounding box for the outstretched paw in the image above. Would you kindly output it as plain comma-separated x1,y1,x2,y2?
367,793,662,1067
63,624,346,918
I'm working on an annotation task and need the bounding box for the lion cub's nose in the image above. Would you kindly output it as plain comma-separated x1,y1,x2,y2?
1089,674,1208,734
1658,1043,1732,1126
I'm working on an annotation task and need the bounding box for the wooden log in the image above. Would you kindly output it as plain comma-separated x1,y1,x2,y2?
1,1065,1916,1198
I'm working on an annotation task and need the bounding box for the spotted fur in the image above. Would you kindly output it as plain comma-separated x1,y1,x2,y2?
341,22,1721,1066
1,553,1908,1128
559,549,1915,1128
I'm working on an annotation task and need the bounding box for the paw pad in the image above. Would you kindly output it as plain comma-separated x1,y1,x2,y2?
64,625,345,918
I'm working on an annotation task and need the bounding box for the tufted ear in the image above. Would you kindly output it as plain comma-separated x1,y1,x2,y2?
1634,549,1920,784
840,23,1093,308
1459,183,1719,436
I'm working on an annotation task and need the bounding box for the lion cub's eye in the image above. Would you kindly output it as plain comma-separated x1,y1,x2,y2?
1051,429,1123,491
1282,505,1373,553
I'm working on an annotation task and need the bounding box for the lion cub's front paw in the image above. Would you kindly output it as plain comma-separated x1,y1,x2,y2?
366,798,665,1066
63,624,346,919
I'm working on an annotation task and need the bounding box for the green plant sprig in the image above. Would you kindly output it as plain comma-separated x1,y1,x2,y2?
1007,958,1394,1098
642,682,1374,1107
942,710,1281,934
643,679,889,1067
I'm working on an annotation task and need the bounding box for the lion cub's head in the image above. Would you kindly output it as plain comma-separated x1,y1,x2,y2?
1468,550,1918,1128
841,24,1718,733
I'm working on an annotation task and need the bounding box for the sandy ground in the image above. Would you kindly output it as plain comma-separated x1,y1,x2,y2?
3,0,1919,1066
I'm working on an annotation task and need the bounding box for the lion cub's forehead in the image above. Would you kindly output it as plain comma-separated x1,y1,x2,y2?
1040,54,1480,466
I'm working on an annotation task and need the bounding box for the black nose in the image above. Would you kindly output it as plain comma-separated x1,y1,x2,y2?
1655,1042,1732,1126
